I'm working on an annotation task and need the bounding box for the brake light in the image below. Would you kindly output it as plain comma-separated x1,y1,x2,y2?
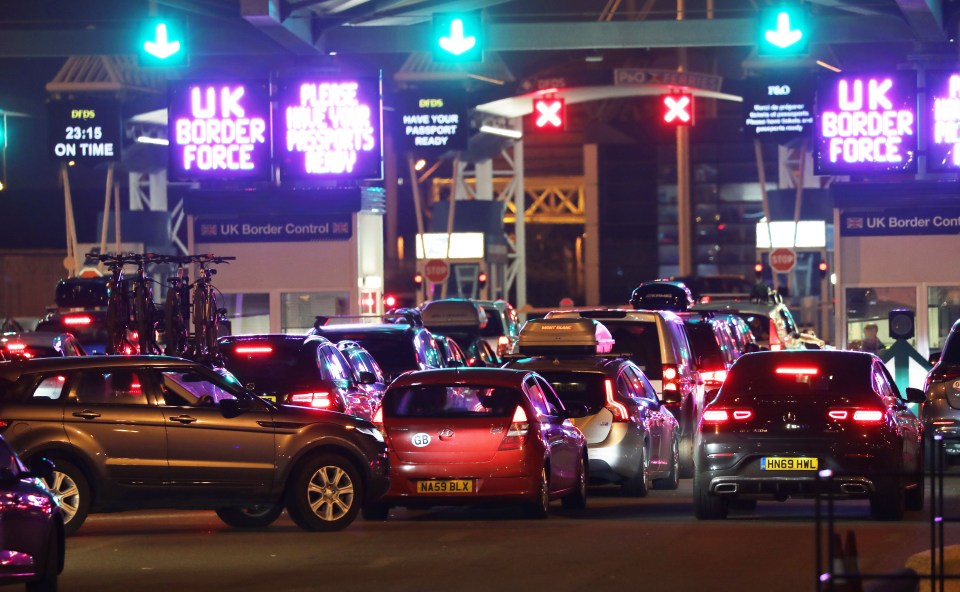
700,369,728,386
5,343,26,352
853,409,883,423
776,367,819,376
235,345,274,354
63,315,92,326
605,379,629,422
0,419,7,431
499,405,530,450
289,392,334,409
702,408,753,424
732,410,753,420
828,410,849,420
662,364,680,392
498,335,510,347
768,319,782,351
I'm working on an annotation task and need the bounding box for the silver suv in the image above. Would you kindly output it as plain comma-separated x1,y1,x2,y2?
920,318,960,460
545,309,702,477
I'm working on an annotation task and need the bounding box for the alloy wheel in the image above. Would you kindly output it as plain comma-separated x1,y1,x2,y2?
307,465,356,522
47,470,81,523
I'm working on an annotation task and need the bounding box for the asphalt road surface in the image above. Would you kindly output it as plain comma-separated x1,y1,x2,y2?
58,479,960,592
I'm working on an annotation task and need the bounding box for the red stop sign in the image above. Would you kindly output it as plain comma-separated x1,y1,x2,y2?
769,248,797,273
424,259,449,283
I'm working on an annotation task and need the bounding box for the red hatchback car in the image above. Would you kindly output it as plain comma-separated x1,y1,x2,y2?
367,368,589,519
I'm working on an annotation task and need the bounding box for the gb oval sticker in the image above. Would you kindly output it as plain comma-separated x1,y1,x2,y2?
412,433,432,447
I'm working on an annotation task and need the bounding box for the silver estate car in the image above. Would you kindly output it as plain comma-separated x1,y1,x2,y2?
920,317,960,460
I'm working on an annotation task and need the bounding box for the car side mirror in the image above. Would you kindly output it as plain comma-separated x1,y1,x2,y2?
905,387,926,404
219,398,243,417
26,457,55,482
662,389,683,405
562,403,591,419
357,371,377,385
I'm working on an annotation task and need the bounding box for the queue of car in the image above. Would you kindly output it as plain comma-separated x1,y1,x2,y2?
0,283,945,588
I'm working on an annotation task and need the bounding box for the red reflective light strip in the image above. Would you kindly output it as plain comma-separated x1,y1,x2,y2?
732,410,753,420
828,410,849,420
235,346,274,354
63,315,92,326
933,420,956,426
605,379,629,422
775,367,819,376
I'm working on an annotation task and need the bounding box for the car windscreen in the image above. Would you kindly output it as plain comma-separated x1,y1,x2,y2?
736,313,771,342
221,342,320,391
480,310,505,337
684,323,725,369
384,385,519,418
721,354,873,403
607,322,663,379
535,371,606,414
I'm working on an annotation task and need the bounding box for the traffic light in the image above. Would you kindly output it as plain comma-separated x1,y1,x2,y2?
754,262,764,276
818,260,828,279
477,271,488,290
414,273,424,286
662,93,694,126
533,98,566,131
138,18,188,67
757,6,809,57
431,12,483,63
384,294,398,309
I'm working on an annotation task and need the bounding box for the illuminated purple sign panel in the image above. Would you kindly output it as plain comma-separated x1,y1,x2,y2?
277,76,383,182
927,71,960,172
815,72,917,175
168,81,272,183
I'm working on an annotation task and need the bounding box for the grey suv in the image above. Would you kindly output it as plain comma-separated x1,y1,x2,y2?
0,356,389,534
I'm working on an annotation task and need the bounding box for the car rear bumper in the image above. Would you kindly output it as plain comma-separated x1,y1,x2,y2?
705,474,876,498
587,426,644,483
383,459,540,504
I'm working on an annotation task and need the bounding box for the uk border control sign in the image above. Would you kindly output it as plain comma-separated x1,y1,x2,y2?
815,72,918,175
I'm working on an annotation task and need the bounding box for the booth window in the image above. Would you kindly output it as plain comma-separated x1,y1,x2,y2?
220,293,270,335
928,286,960,353
282,292,349,333
845,286,916,350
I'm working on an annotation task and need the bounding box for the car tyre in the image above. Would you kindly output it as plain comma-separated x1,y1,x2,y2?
286,454,362,532
522,466,550,519
870,479,905,521
653,438,681,490
693,472,728,520
622,448,650,497
362,502,390,521
43,459,90,536
216,504,283,528
25,529,59,592
561,454,588,510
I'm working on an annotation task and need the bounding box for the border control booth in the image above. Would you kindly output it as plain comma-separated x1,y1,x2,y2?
167,75,387,334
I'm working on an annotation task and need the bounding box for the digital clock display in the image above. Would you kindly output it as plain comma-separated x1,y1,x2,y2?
48,99,121,164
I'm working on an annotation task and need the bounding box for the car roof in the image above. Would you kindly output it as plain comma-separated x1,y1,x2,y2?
547,308,680,323
389,367,532,390
220,334,330,347
692,300,783,315
505,355,628,375
314,323,418,337
0,355,197,376
736,349,875,365
1,332,77,345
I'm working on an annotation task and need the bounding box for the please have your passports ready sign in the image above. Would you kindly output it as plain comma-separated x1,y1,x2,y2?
395,89,469,155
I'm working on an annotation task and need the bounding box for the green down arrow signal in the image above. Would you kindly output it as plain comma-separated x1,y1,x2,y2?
144,23,181,59
764,11,802,49
438,19,476,56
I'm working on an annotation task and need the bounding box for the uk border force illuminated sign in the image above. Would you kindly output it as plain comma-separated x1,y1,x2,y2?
277,76,383,182
815,72,917,175
927,71,960,172
167,80,272,182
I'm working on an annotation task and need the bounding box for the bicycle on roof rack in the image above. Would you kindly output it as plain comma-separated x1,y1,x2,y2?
89,252,161,356
187,254,234,365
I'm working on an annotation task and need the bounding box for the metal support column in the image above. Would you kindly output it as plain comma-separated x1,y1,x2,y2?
584,144,601,306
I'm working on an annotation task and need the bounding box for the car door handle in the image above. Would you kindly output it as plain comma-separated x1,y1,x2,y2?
169,415,197,424
71,411,101,420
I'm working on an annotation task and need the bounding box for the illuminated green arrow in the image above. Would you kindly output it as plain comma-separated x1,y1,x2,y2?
144,23,181,59
764,11,803,49
438,19,476,56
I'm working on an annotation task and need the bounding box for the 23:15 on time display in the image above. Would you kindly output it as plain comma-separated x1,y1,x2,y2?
64,126,104,141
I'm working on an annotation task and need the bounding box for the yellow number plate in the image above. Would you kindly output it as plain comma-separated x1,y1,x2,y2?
416,480,474,494
761,457,818,471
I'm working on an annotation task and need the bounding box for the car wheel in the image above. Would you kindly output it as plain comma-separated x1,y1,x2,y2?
216,504,283,528
561,454,588,510
653,438,681,490
693,472,728,520
522,466,550,519
678,411,695,479
43,460,90,536
25,529,59,592
286,454,362,532
622,448,650,497
870,478,905,521
362,502,390,521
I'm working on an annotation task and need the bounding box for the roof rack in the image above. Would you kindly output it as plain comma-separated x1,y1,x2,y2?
383,307,424,328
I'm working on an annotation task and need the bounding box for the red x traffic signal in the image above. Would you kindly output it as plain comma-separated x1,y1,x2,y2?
662,93,694,126
533,97,565,130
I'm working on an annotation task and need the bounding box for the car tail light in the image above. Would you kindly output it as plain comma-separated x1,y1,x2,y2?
776,367,819,376
702,408,753,424
926,367,960,388
827,408,884,423
289,392,337,410
662,364,680,392
63,314,92,326
768,319,782,351
235,345,274,354
0,419,7,432
828,410,849,420
499,405,530,451
605,379,629,422
5,343,26,353
700,369,728,387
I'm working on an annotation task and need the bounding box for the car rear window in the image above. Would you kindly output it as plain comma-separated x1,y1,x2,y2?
607,322,663,379
384,385,519,418
535,371,606,414
737,313,771,342
721,354,874,403
480,310,505,337
326,333,419,378
940,324,960,365
684,323,725,369
221,341,321,391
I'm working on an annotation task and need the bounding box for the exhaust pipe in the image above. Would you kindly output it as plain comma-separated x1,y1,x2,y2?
840,483,868,495
715,483,738,494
